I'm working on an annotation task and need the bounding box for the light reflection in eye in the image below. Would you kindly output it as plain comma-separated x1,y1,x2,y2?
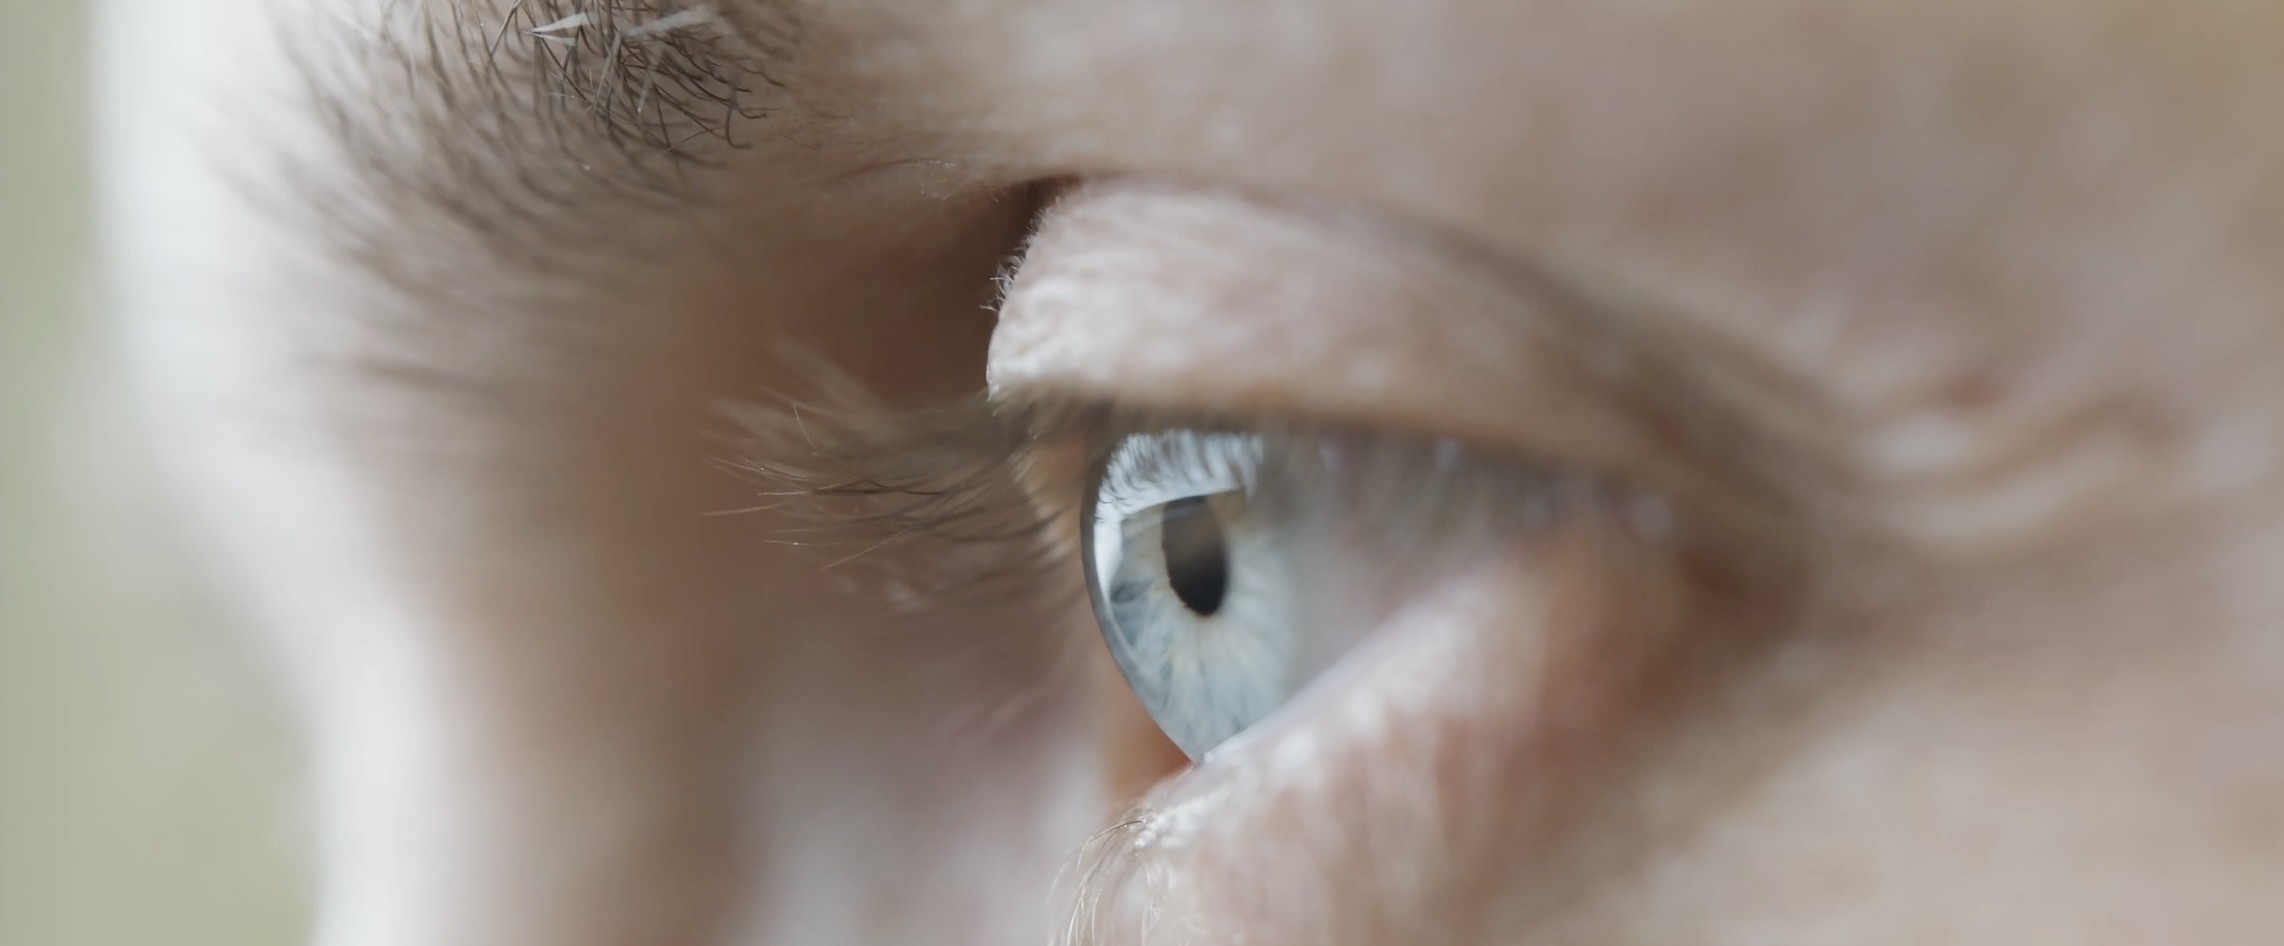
1082,427,1572,759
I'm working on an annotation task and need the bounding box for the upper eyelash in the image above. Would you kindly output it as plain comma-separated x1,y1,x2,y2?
718,355,1684,619
713,375,1324,603
717,377,1072,599
1095,431,1266,512
715,375,1528,597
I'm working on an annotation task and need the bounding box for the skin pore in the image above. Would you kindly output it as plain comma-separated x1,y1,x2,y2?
103,0,2284,944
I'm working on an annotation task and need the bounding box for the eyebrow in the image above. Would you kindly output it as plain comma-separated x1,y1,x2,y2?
283,0,811,282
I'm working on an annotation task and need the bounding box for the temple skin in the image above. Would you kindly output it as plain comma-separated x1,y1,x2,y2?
101,0,2284,944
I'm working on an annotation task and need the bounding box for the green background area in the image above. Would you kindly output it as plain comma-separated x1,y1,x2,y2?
0,2,306,943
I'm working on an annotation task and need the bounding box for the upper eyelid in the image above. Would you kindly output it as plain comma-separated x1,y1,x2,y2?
989,179,1827,523
720,164,1820,588
995,177,2148,563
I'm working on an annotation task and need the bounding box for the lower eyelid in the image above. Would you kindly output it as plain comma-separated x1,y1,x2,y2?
1073,502,1747,936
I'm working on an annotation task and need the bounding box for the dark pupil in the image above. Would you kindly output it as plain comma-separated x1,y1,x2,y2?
1159,495,1230,616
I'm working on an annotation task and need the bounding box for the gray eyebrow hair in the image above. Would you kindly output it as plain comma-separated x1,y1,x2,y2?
278,0,806,284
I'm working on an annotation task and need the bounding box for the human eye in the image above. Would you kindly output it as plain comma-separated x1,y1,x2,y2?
732,176,1791,797
1080,424,1590,759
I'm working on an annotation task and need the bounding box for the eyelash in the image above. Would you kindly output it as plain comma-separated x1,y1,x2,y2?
717,374,1611,610
718,382,1071,601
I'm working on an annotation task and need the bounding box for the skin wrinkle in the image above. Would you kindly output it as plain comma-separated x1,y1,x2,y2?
106,0,2284,943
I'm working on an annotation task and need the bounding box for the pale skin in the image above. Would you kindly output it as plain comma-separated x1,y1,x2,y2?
102,0,2284,944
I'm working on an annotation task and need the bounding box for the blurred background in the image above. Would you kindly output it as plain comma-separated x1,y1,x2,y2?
1,1,307,943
